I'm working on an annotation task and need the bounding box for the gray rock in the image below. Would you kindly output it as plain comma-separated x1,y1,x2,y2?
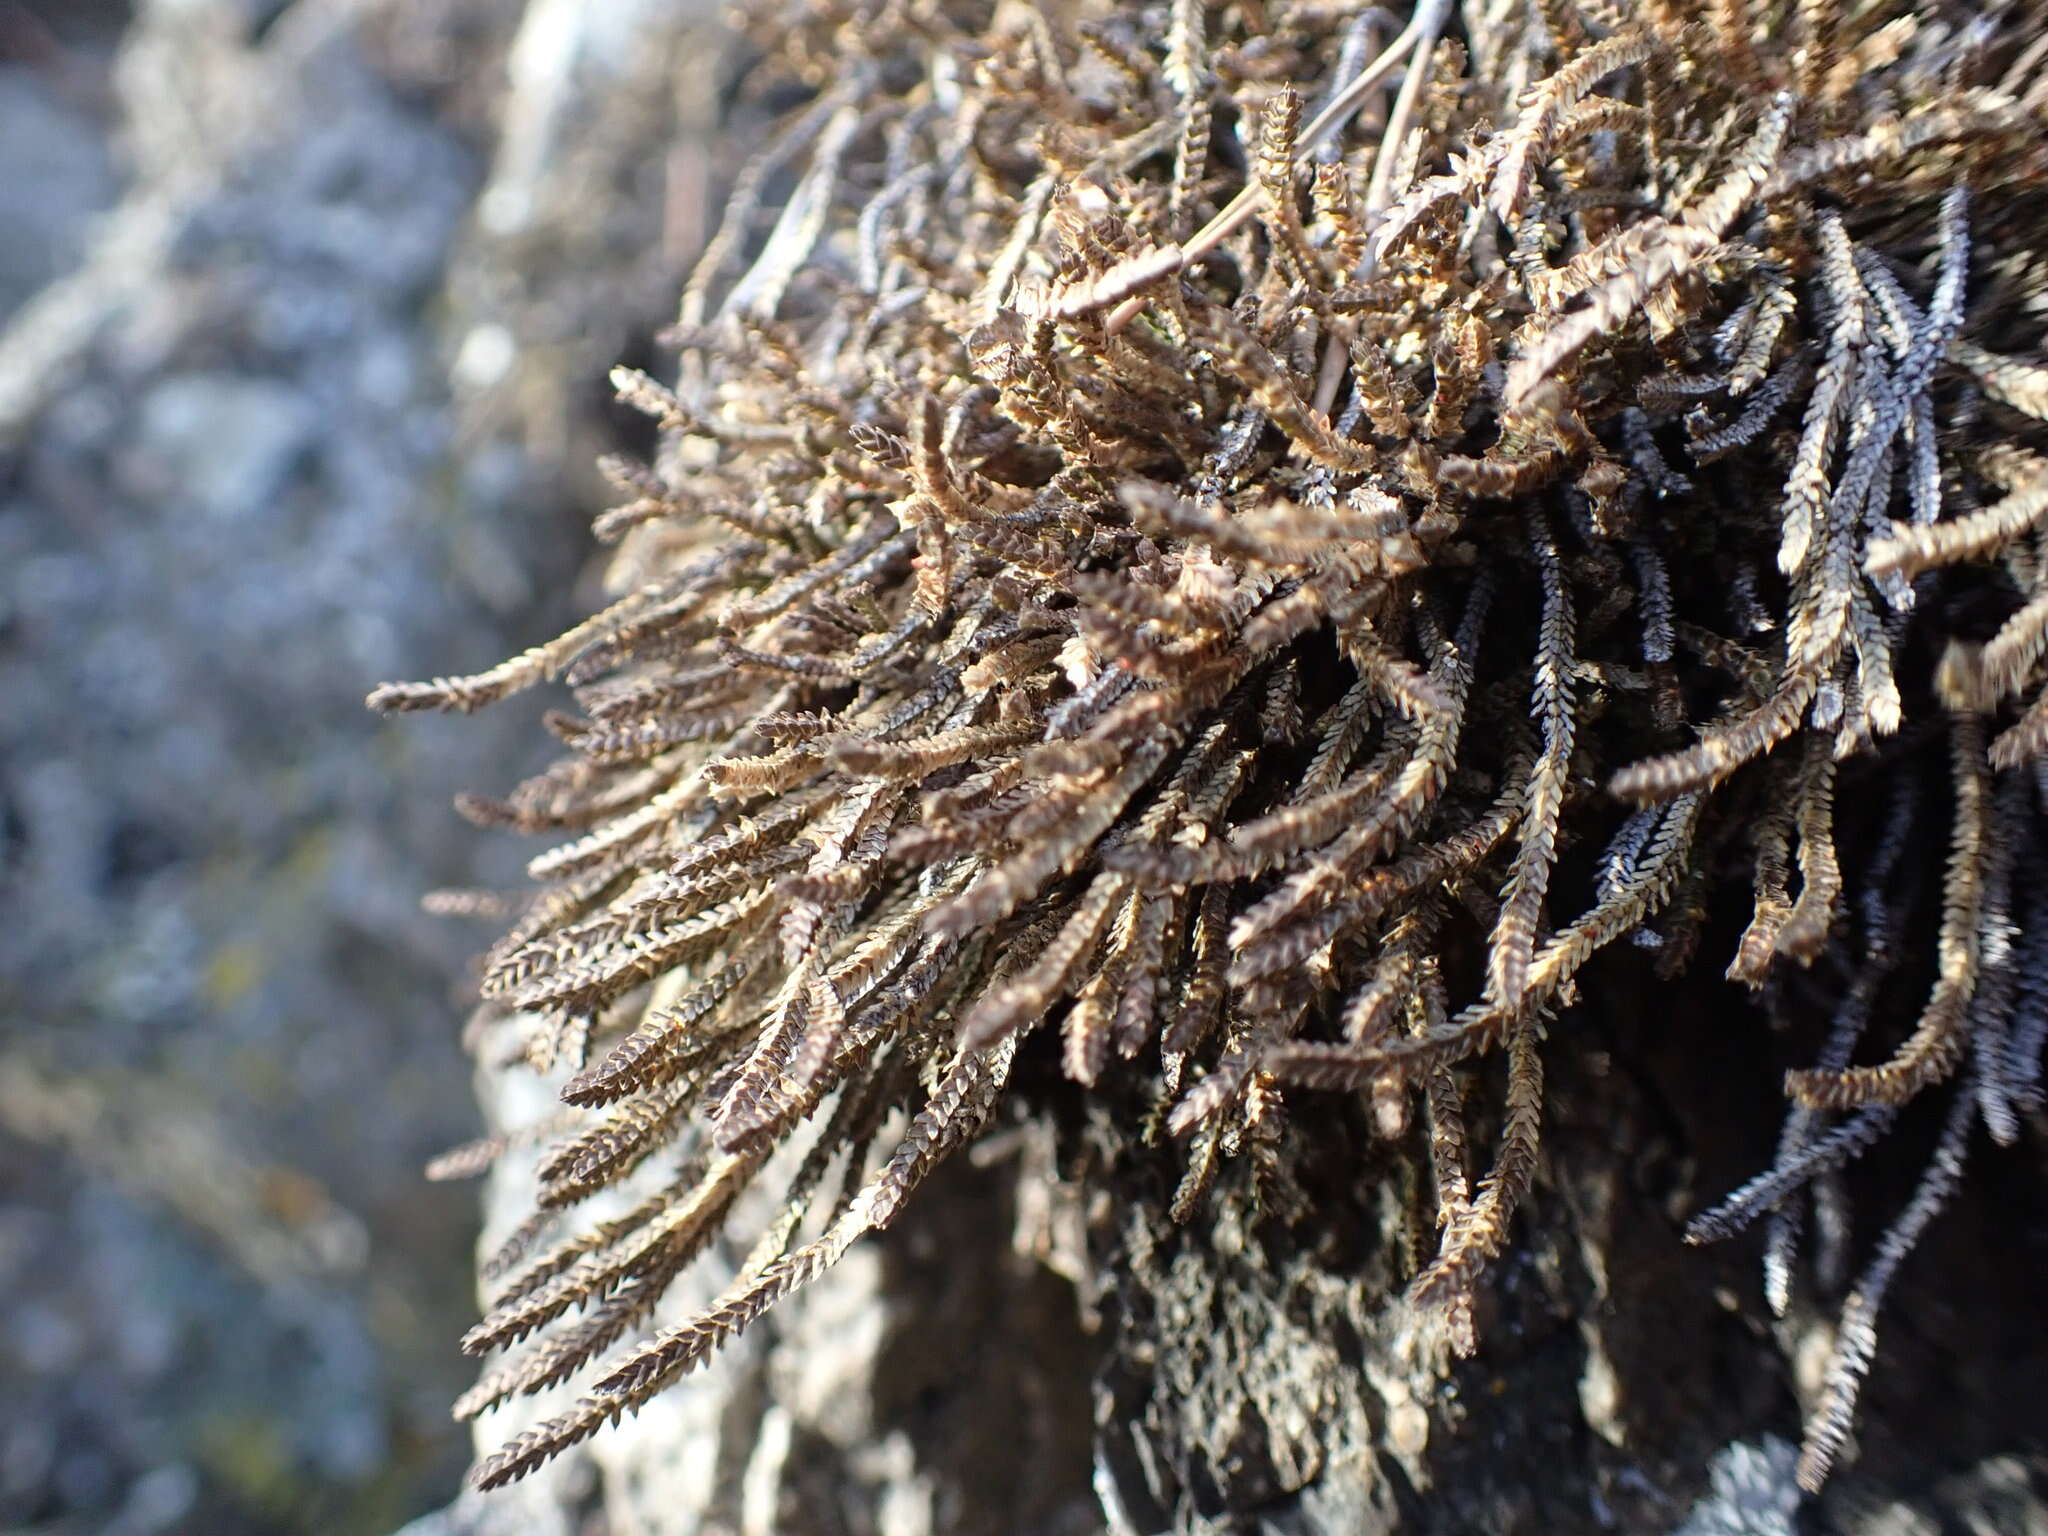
0,61,117,323
1674,1439,1802,1536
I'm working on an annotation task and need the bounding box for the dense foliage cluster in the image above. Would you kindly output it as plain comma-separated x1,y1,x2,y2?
372,0,2048,1498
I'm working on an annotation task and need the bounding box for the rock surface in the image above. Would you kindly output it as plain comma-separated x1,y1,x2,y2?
0,1,662,1528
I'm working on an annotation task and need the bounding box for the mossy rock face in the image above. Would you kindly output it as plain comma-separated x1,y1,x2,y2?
375,0,2048,1527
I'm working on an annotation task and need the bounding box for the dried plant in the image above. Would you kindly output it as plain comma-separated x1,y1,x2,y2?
372,0,2048,1499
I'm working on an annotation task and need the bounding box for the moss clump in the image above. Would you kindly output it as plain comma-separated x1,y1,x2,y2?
374,0,2048,1500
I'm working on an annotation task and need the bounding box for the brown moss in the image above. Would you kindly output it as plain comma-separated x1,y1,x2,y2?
373,0,2048,1500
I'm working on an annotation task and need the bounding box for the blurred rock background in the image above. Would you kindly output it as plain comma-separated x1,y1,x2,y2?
0,0,721,1529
